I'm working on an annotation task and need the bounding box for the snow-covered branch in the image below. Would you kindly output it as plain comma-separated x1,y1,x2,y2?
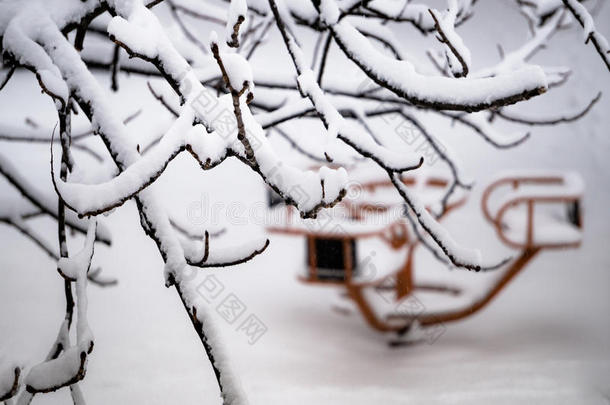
561,0,610,71
314,0,548,112
0,365,20,402
428,0,472,77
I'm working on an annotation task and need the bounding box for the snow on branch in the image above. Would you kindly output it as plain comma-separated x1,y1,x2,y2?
226,0,248,48
51,107,191,217
2,12,69,107
25,347,88,394
428,0,472,77
268,0,424,170
104,3,348,218
561,0,610,71
390,172,509,271
24,220,96,394
183,232,270,268
473,9,565,79
315,0,547,112
0,363,20,402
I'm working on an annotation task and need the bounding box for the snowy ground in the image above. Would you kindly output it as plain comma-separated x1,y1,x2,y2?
1,1,609,404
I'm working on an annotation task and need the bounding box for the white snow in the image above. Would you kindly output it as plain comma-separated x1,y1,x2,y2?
24,347,85,393
319,0,340,26
221,52,254,91
108,6,161,59
225,0,247,47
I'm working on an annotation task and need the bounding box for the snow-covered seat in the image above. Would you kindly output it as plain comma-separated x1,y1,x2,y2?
501,206,582,247
482,170,583,249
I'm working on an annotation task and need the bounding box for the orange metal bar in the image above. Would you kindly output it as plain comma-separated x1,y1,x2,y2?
395,245,415,299
526,200,534,247
418,248,541,326
343,238,353,282
348,248,541,332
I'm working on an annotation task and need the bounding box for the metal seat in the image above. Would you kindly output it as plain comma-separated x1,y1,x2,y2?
482,171,583,249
